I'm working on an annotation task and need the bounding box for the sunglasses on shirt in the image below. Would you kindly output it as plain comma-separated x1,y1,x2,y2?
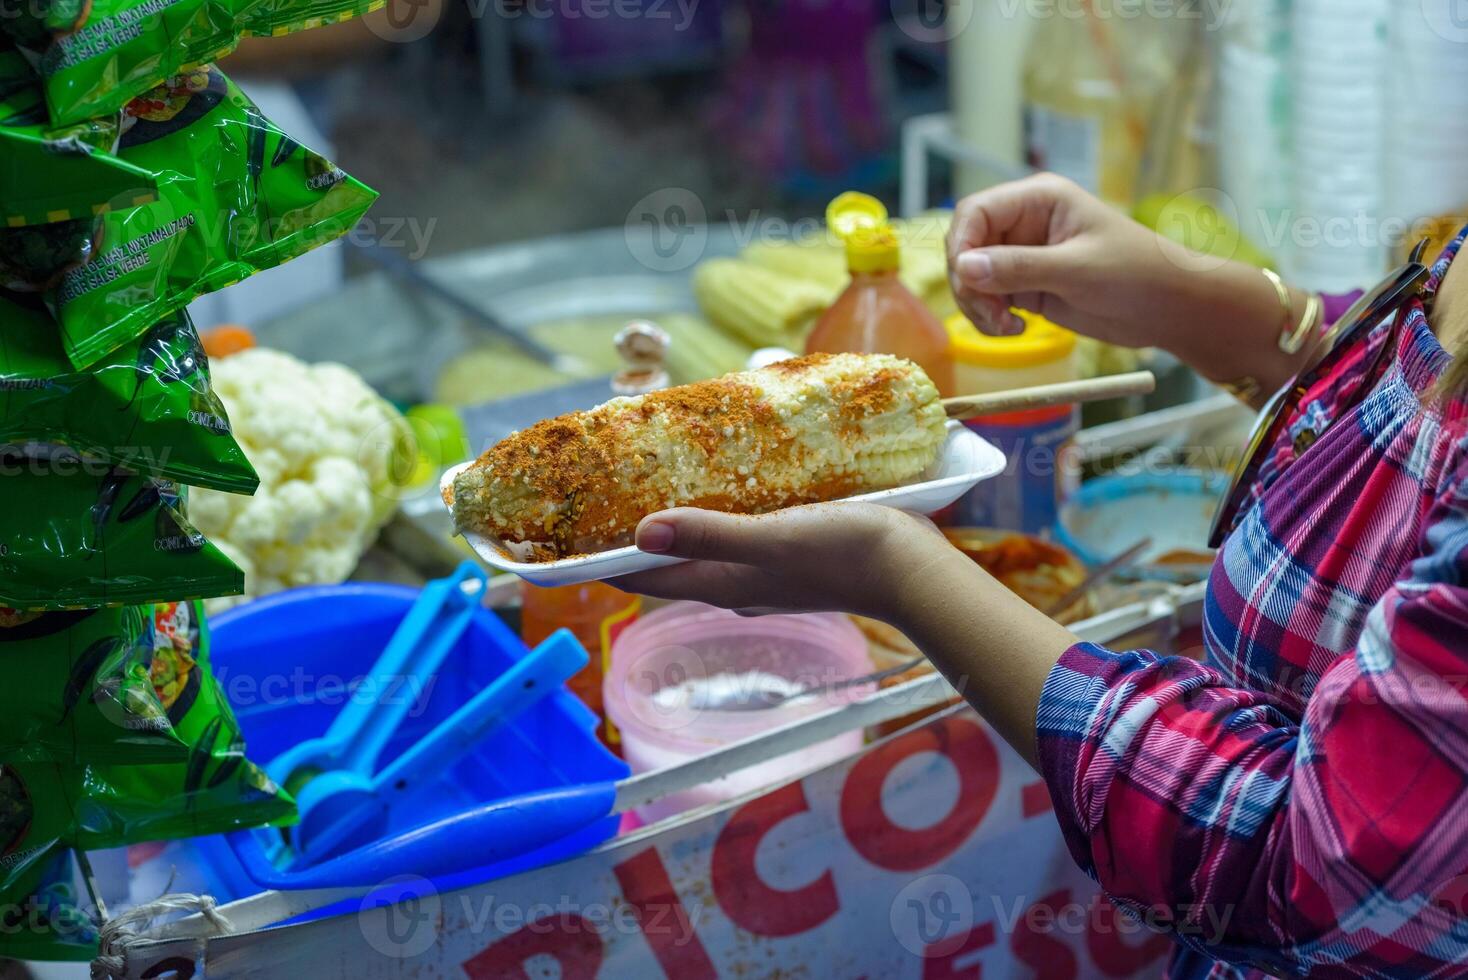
1206,239,1434,550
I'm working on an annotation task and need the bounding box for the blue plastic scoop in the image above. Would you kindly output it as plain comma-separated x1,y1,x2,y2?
294,628,586,864
266,562,487,850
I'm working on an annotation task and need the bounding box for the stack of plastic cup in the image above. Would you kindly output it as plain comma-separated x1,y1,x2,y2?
1385,0,1468,241
1214,0,1292,263
1288,0,1391,292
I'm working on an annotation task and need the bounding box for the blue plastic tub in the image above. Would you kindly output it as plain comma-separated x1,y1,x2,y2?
1057,470,1228,567
192,582,628,905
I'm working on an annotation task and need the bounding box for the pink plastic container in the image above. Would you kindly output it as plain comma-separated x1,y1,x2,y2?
604,603,874,823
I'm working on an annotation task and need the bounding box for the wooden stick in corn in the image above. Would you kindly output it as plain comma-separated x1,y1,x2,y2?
447,352,948,561
940,371,1156,420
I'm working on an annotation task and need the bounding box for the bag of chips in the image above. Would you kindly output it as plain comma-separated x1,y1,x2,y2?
0,755,85,911
0,603,292,951
0,460,243,610
0,47,157,292
0,849,99,962
2,0,380,126
0,605,184,764
0,293,259,493
78,601,296,844
51,65,377,369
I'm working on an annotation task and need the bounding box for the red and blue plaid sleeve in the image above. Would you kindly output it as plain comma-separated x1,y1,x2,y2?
1036,463,1468,977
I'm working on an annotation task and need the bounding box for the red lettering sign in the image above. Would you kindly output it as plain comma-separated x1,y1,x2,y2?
1022,781,1053,818
840,716,1000,871
710,782,840,937
1010,888,1079,980
461,914,603,979
612,846,717,978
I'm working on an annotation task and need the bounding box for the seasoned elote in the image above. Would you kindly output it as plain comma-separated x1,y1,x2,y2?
447,352,948,561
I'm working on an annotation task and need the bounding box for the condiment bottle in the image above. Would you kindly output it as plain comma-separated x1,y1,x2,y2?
941,310,1080,533
520,321,670,749
520,583,640,749
803,192,956,396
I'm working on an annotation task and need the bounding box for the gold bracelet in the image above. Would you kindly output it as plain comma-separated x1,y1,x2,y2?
1280,292,1324,355
1261,267,1293,343
1221,274,1323,407
1260,267,1324,355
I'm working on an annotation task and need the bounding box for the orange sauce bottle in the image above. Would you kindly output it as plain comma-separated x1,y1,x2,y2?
804,192,955,396
521,582,640,748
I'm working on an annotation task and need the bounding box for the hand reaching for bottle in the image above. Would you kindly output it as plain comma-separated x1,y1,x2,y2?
946,173,1192,343
946,173,1311,395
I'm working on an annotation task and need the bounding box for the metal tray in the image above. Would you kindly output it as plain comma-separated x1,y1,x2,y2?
252,225,746,403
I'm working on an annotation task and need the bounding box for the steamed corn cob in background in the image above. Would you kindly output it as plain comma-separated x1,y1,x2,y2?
448,352,947,561
894,213,960,319
659,312,758,382
691,258,833,348
740,239,851,294
694,211,959,349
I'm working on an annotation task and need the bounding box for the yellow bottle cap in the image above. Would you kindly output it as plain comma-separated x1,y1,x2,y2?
945,309,1077,368
827,191,900,273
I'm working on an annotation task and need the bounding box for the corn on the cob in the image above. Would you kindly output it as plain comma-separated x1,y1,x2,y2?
740,239,850,294
892,214,952,298
736,218,953,311
448,352,948,561
657,312,756,384
691,258,830,348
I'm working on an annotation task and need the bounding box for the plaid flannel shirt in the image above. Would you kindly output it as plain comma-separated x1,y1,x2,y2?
1036,228,1468,979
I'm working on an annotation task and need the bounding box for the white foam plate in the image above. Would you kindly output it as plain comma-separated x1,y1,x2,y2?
440,420,1006,587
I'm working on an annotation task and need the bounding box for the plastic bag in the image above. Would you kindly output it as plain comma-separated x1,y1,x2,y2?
52,66,377,369
0,849,99,962
3,0,379,125
0,48,157,291
0,756,85,912
0,604,293,945
0,292,259,493
0,460,243,610
0,605,184,764
78,601,296,845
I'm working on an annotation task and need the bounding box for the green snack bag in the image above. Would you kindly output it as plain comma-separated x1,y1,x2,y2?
53,65,377,369
0,460,243,609
5,0,380,126
0,48,157,291
0,755,82,915
0,849,99,962
0,608,289,945
0,605,183,764
76,601,295,845
0,292,259,493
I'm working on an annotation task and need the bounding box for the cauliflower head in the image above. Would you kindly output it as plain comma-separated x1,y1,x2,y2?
192,348,412,610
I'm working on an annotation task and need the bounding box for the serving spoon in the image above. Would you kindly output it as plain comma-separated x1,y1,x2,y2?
692,655,929,712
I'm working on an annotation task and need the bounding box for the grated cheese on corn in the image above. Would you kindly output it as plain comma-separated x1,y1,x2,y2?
447,352,948,561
